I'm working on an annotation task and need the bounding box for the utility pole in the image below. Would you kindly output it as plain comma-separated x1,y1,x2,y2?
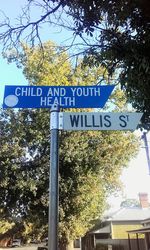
142,132,150,175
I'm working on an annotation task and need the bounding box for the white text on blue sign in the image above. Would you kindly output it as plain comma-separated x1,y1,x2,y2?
3,85,115,109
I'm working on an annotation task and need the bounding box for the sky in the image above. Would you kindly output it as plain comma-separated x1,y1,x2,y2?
0,0,150,210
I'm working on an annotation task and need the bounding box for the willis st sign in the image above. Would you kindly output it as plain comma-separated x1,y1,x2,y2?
59,112,143,131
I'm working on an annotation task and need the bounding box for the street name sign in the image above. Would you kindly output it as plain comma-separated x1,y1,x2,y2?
3,85,115,109
60,112,143,131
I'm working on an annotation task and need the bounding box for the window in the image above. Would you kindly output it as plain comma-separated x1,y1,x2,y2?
73,238,81,248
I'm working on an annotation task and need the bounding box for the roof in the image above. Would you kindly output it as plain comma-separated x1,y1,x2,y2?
127,225,150,234
92,225,111,234
103,207,150,222
141,217,150,224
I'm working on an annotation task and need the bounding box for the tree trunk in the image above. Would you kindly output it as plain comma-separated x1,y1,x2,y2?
59,239,74,250
66,241,74,250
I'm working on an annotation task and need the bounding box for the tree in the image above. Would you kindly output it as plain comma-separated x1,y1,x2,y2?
0,42,140,249
0,0,150,125
120,199,140,208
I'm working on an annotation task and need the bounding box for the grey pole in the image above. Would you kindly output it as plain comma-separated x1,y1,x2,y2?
48,103,60,250
142,132,150,175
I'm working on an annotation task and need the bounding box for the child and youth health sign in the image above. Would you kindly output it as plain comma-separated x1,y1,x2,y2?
3,85,114,109
3,85,142,130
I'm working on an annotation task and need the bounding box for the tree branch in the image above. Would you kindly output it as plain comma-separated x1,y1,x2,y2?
0,1,63,52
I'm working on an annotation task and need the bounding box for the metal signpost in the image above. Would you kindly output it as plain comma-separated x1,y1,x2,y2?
49,103,60,250
142,132,150,175
3,84,143,250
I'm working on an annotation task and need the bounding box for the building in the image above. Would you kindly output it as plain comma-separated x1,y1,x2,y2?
127,217,150,250
82,193,150,250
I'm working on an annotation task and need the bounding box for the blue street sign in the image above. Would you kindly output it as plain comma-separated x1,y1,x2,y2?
3,85,115,109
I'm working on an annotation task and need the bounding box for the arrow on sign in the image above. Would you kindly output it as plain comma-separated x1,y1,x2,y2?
3,85,115,109
60,112,143,131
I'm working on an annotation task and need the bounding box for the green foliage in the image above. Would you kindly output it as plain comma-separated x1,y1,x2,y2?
63,0,150,124
0,220,14,234
7,41,107,88
120,199,140,208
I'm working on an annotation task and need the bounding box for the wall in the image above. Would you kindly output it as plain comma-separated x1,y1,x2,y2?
112,224,143,239
96,239,146,250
